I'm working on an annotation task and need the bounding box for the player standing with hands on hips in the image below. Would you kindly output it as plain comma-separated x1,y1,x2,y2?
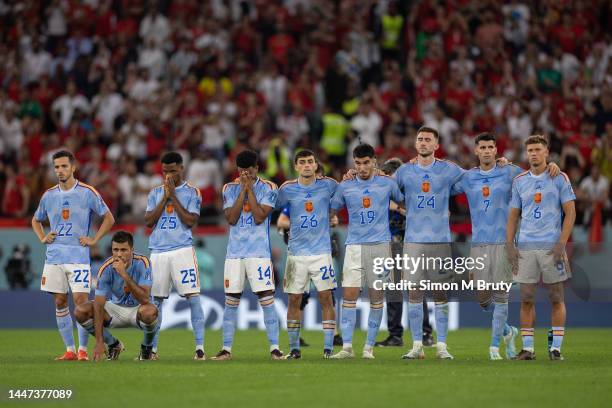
32,150,115,361
144,152,205,360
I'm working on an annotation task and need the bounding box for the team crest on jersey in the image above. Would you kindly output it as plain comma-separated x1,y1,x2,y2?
166,203,174,214
41,276,46,285
362,196,371,208
62,201,70,220
534,192,542,204
224,279,230,288
421,181,430,193
305,200,314,212
243,202,251,212
482,186,490,197
123,285,130,294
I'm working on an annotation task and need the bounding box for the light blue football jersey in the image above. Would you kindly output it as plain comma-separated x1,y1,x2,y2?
331,175,403,245
453,164,523,244
395,159,465,243
510,170,576,249
146,182,201,253
276,177,338,256
95,254,153,306
223,178,278,259
34,181,109,264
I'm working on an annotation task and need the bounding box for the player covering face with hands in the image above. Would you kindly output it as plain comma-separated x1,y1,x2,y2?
144,152,205,360
213,150,283,360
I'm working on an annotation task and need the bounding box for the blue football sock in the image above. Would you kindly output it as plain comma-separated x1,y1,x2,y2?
80,318,116,346
408,302,423,343
491,302,508,348
222,296,240,351
188,295,205,350
340,300,357,348
366,301,384,347
287,320,301,351
151,298,163,351
502,323,511,336
77,322,89,351
521,328,534,350
552,327,565,350
322,320,335,350
435,302,449,344
56,307,75,351
259,295,279,349
141,318,158,347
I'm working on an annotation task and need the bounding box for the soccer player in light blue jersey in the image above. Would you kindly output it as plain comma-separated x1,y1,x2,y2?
276,150,339,359
395,126,465,360
144,152,205,360
507,135,576,361
330,144,404,359
453,133,526,360
212,150,283,360
32,150,115,361
74,231,158,361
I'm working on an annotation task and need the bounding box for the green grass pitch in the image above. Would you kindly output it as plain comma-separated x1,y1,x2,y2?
1,328,611,407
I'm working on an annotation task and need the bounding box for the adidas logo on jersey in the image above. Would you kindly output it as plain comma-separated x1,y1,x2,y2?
305,192,312,198
363,189,370,194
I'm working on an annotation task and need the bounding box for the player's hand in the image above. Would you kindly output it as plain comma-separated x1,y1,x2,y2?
239,171,251,191
506,244,521,275
547,242,565,263
165,176,176,198
112,258,127,276
547,162,560,177
41,231,57,244
342,169,357,181
79,236,96,247
330,214,339,227
496,157,510,167
93,341,106,362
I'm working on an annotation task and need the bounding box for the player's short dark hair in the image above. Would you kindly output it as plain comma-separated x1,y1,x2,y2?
524,134,548,147
111,231,133,247
475,132,496,145
236,150,258,168
161,151,183,165
294,149,316,164
416,126,439,140
380,158,403,176
52,150,76,164
353,143,375,159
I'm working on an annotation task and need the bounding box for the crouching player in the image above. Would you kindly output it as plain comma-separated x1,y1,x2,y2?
75,231,159,361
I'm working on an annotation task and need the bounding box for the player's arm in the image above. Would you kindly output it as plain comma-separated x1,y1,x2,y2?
169,194,198,227
80,211,115,247
277,213,290,229
247,186,273,224
144,189,169,228
114,258,151,304
505,207,521,273
549,199,576,262
31,217,57,244
93,294,107,362
224,188,246,226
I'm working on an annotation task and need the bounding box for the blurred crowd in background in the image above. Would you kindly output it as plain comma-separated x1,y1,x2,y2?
0,0,610,228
